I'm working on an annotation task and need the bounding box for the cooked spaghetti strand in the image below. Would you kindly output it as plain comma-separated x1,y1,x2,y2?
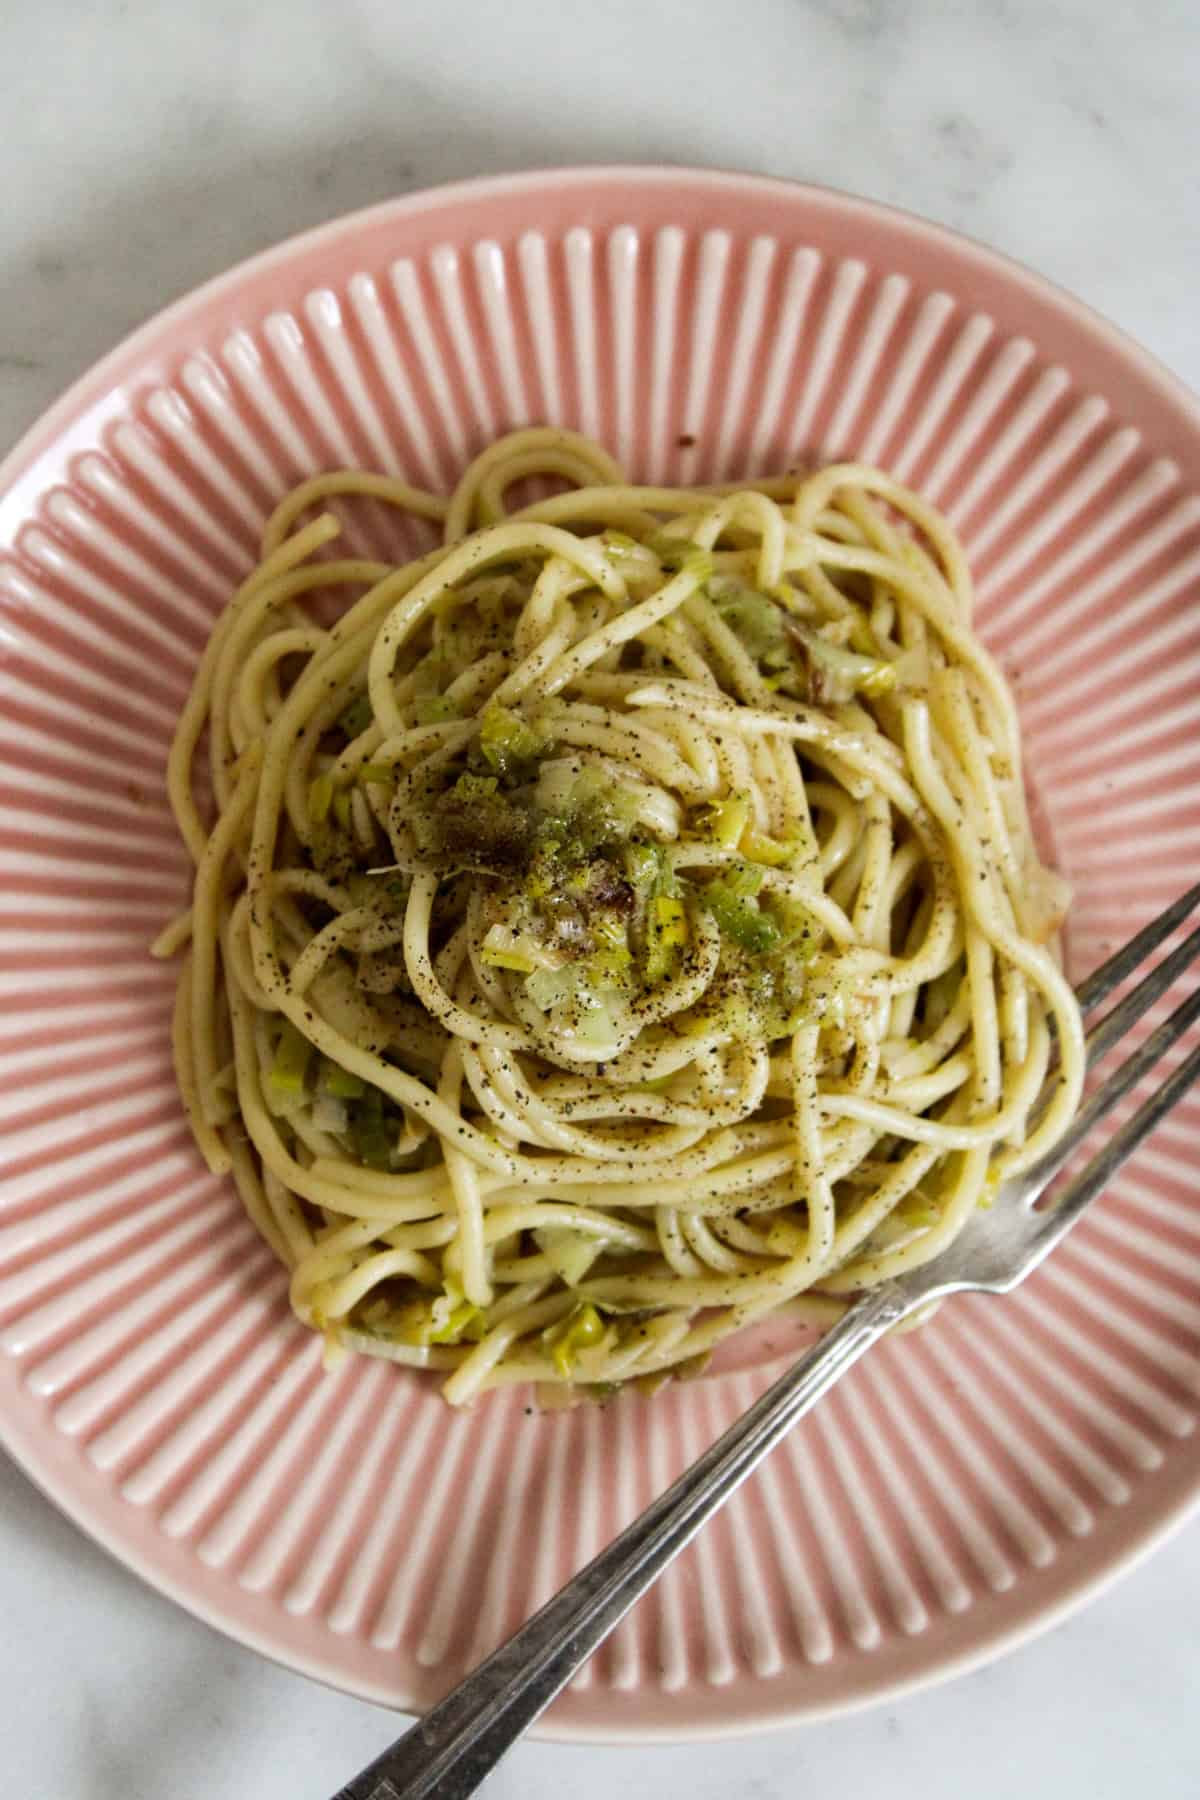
159,428,1083,1403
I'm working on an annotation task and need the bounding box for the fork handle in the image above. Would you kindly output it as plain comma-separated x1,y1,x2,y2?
332,1282,909,1800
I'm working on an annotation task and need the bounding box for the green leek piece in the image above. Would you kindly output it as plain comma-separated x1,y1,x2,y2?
531,758,577,815
269,1020,313,1097
896,1191,940,1228
653,894,687,942
601,529,641,558
391,1293,483,1346
588,911,634,983
645,533,714,581
698,792,751,850
770,904,820,961
453,771,499,802
644,893,688,984
544,1302,605,1377
322,1061,366,1100
479,701,546,779
534,1227,600,1288
741,829,796,869
413,694,459,725
480,924,539,974
701,864,780,955
792,624,897,702
349,1088,392,1170
622,840,680,903
428,1299,481,1344
525,964,626,1045
572,986,625,1054
338,693,374,739
623,842,660,897
720,861,764,900
709,583,788,663
591,910,630,955
308,773,334,825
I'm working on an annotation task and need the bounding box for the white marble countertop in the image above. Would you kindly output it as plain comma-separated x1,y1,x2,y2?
1,2,1198,1796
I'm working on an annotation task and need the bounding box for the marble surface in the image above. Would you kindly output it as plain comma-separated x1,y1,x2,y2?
1,1,1198,1795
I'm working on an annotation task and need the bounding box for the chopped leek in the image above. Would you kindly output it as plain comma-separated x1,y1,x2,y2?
348,1088,393,1170
646,533,714,581
622,842,658,896
532,758,577,815
543,1302,605,1376
698,792,751,850
312,1090,349,1136
740,829,796,869
571,986,625,1055
534,1227,601,1287
602,529,641,559
696,798,804,871
332,788,354,831
356,762,394,785
429,1301,481,1343
525,963,581,1011
479,701,546,779
533,761,643,853
338,692,374,738
481,923,540,973
645,892,688,984
577,786,642,851
307,773,334,825
390,1292,482,1346
896,1191,941,1229
322,1060,366,1100
591,948,633,987
428,1286,482,1343
653,894,687,942
591,910,632,954
788,622,897,703
770,908,820,962
700,864,780,954
453,771,498,802
269,1020,313,1097
709,582,789,665
719,862,763,900
622,840,679,902
413,693,459,725
524,963,624,1053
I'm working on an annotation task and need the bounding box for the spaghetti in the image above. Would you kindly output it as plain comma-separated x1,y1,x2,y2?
156,427,1084,1405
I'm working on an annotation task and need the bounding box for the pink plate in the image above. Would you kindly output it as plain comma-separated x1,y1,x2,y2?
0,167,1197,1738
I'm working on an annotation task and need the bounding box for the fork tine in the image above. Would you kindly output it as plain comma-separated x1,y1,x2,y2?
1021,980,1200,1201
1029,1029,1200,1265
1075,878,1200,1013
1085,918,1200,1067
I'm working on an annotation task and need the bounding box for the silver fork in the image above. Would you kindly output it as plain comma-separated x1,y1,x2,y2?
333,880,1200,1800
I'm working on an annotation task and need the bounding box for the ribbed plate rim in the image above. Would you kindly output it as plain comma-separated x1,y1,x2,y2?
0,163,1197,1741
